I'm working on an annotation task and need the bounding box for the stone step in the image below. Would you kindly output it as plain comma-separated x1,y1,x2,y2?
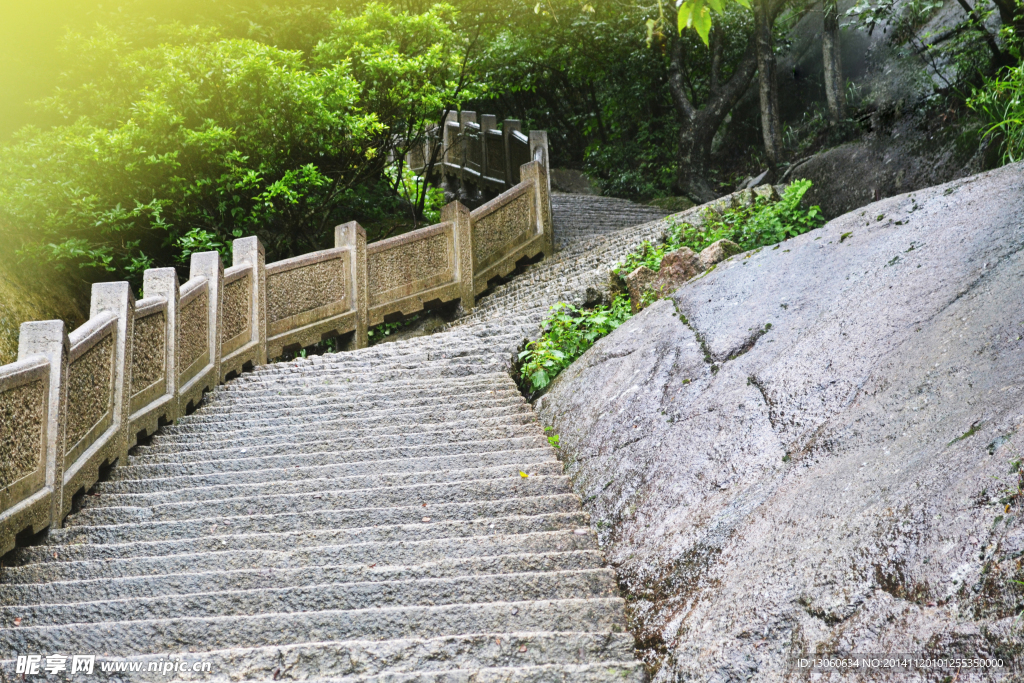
1,550,606,605
97,460,562,496
1,569,619,627
69,477,573,524
339,662,644,682
82,469,566,509
215,362,505,395
15,511,587,564
209,369,511,400
133,423,543,457
115,445,554,481
145,411,538,448
171,394,524,430
53,494,583,545
6,529,598,584
191,386,519,420
0,633,639,682
0,597,629,656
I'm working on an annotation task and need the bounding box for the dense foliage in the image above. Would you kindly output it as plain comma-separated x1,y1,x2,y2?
613,179,823,277
971,45,1024,164
0,1,482,289
518,295,633,393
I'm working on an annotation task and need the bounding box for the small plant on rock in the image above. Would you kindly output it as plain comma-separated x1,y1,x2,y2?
518,295,633,394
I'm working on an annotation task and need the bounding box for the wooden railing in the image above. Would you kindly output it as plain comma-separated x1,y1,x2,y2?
0,117,551,553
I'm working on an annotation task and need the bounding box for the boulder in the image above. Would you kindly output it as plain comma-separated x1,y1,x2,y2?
537,162,1024,680
656,247,701,289
697,238,743,270
625,248,703,312
623,265,659,313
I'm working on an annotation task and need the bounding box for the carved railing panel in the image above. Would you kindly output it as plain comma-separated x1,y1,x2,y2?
367,222,467,325
0,358,51,553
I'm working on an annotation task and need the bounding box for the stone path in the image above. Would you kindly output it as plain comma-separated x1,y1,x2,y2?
0,192,677,681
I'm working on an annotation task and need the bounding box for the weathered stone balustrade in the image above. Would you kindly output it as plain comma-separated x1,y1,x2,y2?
405,112,551,202
0,125,551,553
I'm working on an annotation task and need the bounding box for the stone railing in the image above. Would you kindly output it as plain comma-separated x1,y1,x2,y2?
0,119,551,553
405,112,551,201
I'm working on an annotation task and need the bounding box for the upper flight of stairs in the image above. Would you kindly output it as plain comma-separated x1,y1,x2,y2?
0,191,677,682
550,193,669,248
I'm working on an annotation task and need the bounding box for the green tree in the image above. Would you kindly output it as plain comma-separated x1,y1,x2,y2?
0,29,381,284
314,2,486,224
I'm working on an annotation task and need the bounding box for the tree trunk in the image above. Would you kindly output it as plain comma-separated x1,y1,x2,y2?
668,27,759,203
822,0,846,124
754,0,783,176
954,0,1009,67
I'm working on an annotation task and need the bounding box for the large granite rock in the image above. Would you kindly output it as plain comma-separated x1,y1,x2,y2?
537,162,1024,680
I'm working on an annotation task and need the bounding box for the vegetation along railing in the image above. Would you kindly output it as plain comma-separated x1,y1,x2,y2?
0,113,552,553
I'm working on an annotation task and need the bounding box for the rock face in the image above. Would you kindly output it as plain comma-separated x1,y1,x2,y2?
537,162,1024,680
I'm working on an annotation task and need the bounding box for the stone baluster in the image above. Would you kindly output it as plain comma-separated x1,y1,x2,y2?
503,120,522,189
90,282,136,472
336,221,369,349
480,115,497,185
15,320,70,531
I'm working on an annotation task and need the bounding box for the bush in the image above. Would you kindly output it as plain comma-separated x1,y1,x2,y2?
970,62,1024,164
613,179,825,277
0,31,380,283
518,295,633,393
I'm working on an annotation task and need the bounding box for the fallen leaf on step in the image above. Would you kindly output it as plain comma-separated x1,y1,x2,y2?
422,517,431,522
495,638,501,645
369,564,377,568
13,618,21,626
520,471,528,478
519,645,527,652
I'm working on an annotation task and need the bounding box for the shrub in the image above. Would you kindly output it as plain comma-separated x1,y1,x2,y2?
612,179,824,278
970,62,1024,165
518,295,633,393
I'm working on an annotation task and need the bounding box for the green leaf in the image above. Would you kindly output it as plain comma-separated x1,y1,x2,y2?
692,5,712,45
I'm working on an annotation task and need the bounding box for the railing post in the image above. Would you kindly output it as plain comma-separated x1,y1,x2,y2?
134,267,180,441
520,161,554,259
503,120,521,191
90,282,135,468
232,236,267,367
336,221,368,349
441,200,474,313
480,114,496,184
530,130,552,196
458,111,476,197
189,252,225,387
16,320,69,531
442,110,458,169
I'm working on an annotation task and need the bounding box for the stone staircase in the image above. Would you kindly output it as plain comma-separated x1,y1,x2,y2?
550,193,668,248
0,191,680,682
